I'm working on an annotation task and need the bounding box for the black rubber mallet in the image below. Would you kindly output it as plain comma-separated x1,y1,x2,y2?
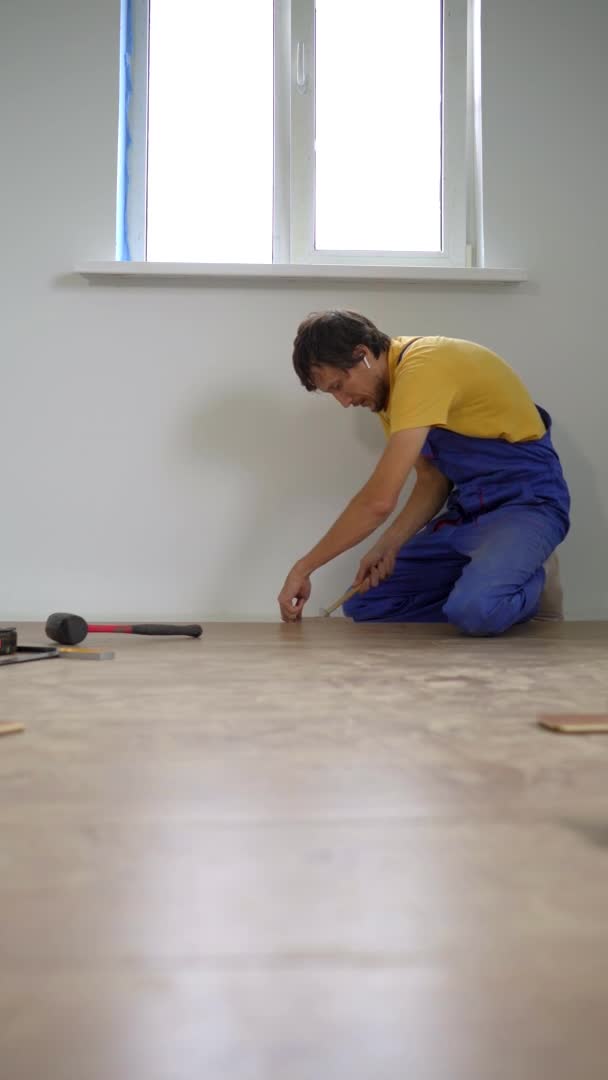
45,612,203,646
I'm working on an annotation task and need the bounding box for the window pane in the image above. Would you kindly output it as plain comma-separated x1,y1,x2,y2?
147,0,273,263
315,0,442,252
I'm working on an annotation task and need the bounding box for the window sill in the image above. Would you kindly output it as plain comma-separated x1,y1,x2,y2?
76,261,527,285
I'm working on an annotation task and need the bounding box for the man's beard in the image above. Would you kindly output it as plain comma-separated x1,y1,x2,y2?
371,374,389,413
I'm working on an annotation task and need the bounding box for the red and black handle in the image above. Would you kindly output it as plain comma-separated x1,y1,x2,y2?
45,612,203,646
87,623,202,638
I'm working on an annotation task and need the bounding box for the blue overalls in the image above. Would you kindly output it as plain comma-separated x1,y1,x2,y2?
343,408,571,635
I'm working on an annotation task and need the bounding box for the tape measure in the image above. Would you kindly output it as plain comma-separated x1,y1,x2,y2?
0,627,18,656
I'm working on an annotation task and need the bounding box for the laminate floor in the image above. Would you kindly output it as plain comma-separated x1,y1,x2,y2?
2,620,608,1080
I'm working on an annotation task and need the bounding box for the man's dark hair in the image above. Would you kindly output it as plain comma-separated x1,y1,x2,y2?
292,310,391,391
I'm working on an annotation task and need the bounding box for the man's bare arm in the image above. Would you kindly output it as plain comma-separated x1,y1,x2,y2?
380,455,450,549
295,428,430,576
353,456,451,591
278,427,429,620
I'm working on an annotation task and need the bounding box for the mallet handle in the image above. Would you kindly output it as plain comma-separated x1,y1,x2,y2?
321,585,360,617
87,623,202,638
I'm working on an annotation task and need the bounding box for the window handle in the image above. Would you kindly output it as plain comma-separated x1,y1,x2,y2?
296,41,308,94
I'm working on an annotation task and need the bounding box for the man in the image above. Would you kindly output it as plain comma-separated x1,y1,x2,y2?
277,310,570,635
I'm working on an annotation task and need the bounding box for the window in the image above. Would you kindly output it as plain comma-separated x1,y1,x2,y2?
117,0,474,267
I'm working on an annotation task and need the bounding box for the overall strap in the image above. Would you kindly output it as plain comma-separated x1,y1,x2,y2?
396,337,422,366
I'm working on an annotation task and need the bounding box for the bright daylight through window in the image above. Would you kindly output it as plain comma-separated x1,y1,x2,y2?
140,0,450,265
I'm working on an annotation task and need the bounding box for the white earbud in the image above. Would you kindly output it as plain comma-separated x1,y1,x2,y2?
362,356,371,369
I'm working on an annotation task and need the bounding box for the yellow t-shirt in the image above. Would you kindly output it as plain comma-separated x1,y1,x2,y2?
379,337,545,443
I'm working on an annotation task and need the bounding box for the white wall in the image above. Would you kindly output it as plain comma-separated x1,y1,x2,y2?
1,0,607,620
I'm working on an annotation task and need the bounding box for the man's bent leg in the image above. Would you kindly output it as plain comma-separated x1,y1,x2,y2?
443,506,567,636
344,526,468,623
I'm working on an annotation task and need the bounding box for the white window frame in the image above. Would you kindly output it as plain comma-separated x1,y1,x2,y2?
118,0,476,269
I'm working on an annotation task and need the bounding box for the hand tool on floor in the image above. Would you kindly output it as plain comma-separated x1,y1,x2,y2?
0,722,25,737
539,714,608,734
45,612,203,646
319,584,361,618
0,644,60,667
0,627,18,655
0,628,112,664
58,646,115,660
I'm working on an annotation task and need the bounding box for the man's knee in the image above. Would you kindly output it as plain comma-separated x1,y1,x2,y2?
443,586,515,637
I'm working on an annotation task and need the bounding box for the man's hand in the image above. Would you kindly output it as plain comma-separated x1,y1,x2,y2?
278,566,312,622
353,539,399,594
276,429,429,619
